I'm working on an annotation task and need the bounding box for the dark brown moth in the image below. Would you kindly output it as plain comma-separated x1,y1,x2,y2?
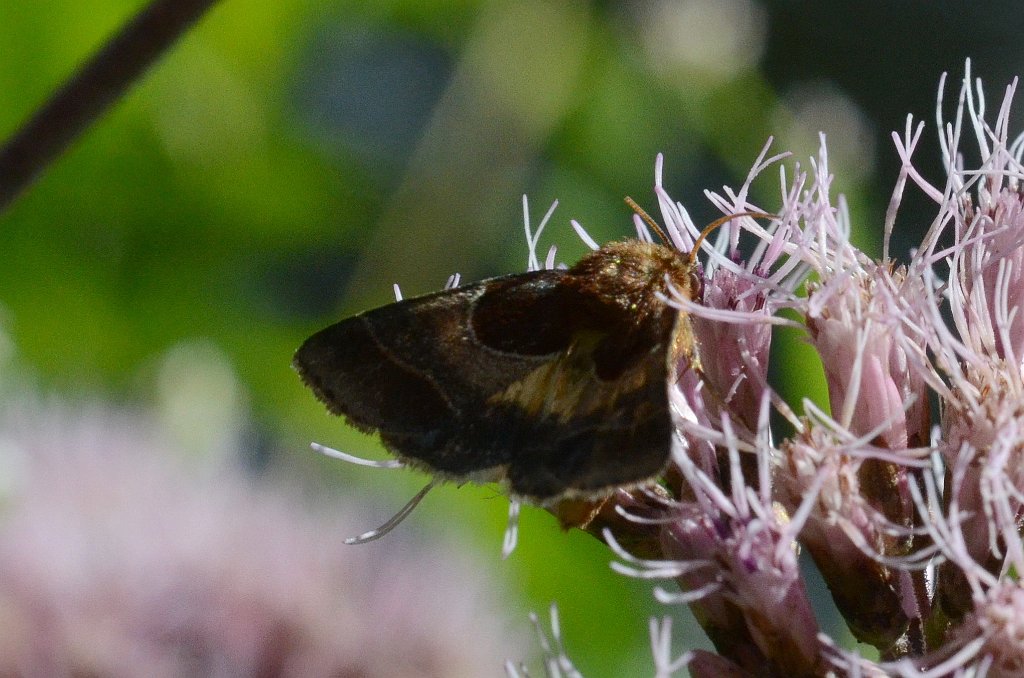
293,215,717,506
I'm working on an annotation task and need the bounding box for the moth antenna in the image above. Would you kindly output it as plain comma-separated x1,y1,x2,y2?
687,211,777,265
344,480,435,544
624,196,670,245
311,442,404,469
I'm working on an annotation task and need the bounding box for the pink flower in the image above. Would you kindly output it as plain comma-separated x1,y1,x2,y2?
611,402,821,676
777,419,926,649
0,402,522,677
893,64,1024,631
575,64,1024,675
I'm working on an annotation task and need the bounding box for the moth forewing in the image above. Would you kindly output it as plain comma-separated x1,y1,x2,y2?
294,239,705,505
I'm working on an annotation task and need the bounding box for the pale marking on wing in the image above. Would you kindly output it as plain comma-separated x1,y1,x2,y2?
487,331,655,423
669,312,701,375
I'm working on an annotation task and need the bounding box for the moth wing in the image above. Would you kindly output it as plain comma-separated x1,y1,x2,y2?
496,336,672,502
294,269,673,503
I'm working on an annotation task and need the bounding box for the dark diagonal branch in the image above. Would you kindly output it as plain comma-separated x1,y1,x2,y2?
0,0,221,214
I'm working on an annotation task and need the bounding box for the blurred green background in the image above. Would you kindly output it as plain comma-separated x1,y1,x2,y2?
1,0,1022,673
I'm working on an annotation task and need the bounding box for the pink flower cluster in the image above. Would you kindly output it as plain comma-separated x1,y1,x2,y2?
0,403,521,676
592,65,1024,677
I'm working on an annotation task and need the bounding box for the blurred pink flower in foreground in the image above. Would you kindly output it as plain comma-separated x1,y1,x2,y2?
0,402,520,677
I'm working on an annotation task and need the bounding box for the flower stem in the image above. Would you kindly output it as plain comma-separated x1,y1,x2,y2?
0,0,221,214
